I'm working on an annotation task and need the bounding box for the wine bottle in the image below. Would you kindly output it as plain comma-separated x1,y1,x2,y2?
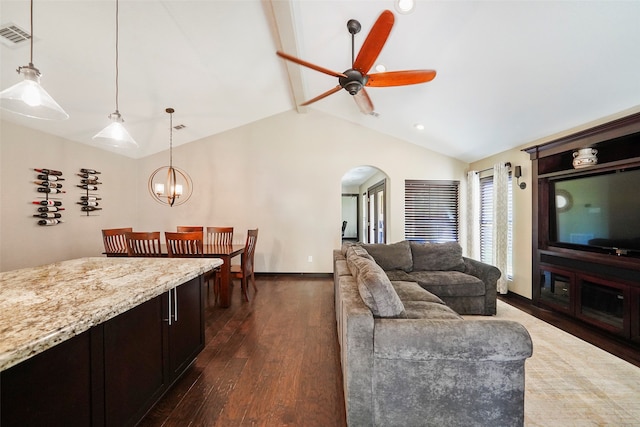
80,169,101,174
38,219,64,226
80,179,101,185
33,200,62,206
77,184,98,191
77,173,99,180
77,201,99,206
37,187,65,194
36,174,65,181
34,168,63,176
81,206,102,212
80,196,101,201
34,180,63,188
33,212,62,218
37,206,64,212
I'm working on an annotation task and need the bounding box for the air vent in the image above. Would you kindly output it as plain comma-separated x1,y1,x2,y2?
173,124,186,130
0,24,31,47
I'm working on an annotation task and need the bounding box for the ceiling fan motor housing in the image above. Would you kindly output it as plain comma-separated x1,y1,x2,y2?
340,69,367,95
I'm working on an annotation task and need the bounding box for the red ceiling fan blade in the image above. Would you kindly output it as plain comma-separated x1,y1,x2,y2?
300,85,343,106
353,88,374,115
366,70,437,87
352,10,394,75
277,51,347,78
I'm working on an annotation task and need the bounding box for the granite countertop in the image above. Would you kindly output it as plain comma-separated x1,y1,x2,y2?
0,257,222,372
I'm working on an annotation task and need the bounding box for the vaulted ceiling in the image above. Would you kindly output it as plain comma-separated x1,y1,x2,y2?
1,0,639,163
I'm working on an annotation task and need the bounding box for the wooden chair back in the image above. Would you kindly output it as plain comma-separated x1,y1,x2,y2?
165,231,204,257
206,226,234,246
125,231,163,257
244,229,259,273
231,228,259,302
102,227,133,255
177,226,203,232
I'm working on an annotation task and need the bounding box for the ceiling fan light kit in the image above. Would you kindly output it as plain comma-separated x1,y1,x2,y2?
0,0,68,120
276,9,435,115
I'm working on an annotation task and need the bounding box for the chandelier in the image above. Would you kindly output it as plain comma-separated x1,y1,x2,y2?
148,108,193,207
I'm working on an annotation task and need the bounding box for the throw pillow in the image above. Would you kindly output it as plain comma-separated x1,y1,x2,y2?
356,257,405,318
360,240,413,272
410,241,465,272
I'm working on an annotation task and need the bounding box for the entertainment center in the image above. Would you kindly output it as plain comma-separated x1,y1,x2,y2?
524,112,640,344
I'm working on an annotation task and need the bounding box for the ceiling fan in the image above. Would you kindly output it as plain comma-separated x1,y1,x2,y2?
276,9,436,115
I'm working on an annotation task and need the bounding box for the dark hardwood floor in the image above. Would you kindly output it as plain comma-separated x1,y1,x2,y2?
139,276,347,427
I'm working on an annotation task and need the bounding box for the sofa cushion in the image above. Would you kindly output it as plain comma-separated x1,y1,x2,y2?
345,246,375,277
401,301,463,320
390,281,445,305
409,271,485,297
354,257,406,318
361,240,413,272
409,241,465,272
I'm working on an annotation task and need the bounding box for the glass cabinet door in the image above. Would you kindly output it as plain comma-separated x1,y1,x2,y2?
539,265,573,313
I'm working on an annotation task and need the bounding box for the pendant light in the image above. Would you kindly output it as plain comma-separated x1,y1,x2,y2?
92,0,138,148
148,108,193,207
0,0,68,120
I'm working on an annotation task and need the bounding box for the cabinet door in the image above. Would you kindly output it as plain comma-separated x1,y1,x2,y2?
538,264,575,314
168,276,205,378
103,296,166,427
0,331,93,427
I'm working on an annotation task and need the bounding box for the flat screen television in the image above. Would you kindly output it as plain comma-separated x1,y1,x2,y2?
549,167,640,257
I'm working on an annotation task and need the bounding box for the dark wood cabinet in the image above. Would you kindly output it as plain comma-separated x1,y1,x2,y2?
525,112,640,346
0,276,205,427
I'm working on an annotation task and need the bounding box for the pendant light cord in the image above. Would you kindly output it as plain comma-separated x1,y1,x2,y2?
114,0,120,113
169,110,173,168
29,0,34,65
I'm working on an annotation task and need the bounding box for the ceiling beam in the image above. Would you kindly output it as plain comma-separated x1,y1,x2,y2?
267,0,308,114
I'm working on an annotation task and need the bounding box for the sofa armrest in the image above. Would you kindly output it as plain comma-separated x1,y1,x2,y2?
463,256,500,314
374,319,532,361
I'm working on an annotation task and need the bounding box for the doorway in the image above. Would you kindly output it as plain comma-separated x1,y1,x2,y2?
367,180,386,243
341,166,389,243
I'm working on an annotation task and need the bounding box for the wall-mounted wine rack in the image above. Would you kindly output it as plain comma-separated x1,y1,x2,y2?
77,168,102,216
33,168,65,226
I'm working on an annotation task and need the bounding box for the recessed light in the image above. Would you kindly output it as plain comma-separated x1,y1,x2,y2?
414,123,425,131
395,0,415,14
375,64,386,72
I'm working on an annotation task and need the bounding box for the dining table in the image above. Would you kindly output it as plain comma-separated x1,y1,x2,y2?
104,244,244,308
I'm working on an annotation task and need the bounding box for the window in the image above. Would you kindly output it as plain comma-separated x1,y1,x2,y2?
405,180,459,242
479,175,513,277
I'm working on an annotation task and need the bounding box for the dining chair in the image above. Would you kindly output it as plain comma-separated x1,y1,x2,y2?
231,228,258,302
177,226,204,233
125,231,163,257
206,226,234,246
102,227,132,256
165,231,204,257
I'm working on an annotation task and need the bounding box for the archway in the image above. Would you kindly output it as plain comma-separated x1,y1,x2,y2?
341,166,390,243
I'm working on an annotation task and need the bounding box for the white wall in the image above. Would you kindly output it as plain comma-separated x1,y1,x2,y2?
0,110,466,273
133,110,468,273
0,121,138,271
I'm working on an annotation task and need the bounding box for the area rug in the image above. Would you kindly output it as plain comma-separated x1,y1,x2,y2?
466,300,640,426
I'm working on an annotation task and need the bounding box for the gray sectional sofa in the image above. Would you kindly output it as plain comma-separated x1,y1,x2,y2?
334,241,533,427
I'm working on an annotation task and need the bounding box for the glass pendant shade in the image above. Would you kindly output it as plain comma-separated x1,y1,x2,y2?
0,64,69,120
93,111,138,148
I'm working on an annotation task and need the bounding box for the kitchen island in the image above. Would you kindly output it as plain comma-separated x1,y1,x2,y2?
0,257,222,426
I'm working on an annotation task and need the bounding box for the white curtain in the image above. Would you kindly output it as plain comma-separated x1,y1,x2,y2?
465,171,480,259
493,162,509,294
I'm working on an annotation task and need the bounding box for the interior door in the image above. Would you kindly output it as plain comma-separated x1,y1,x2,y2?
367,181,386,244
